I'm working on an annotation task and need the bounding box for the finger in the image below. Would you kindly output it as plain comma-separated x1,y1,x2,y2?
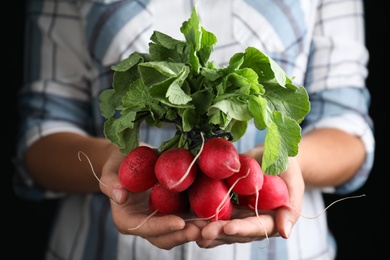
197,217,274,248
202,214,277,241
99,151,127,203
275,206,297,239
147,222,202,250
111,203,187,237
277,158,304,238
225,214,276,237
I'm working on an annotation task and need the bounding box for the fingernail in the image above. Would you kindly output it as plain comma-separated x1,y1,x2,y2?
284,221,292,238
112,188,122,203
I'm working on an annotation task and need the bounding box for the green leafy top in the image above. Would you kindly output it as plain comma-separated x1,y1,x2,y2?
99,5,310,175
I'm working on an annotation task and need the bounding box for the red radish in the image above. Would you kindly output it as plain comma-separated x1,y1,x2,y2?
118,146,158,193
243,174,289,210
154,147,198,192
128,182,190,231
149,182,190,214
257,174,289,210
197,137,240,179
188,172,233,221
225,154,264,195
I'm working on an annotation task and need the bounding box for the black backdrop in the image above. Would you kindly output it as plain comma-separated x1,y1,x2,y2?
5,2,387,259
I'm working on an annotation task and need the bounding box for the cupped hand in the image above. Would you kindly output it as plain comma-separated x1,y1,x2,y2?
99,146,203,249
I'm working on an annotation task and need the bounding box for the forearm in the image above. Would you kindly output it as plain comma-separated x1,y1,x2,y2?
296,128,366,188
24,132,119,193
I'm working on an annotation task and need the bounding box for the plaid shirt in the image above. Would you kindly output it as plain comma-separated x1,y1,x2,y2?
15,0,374,259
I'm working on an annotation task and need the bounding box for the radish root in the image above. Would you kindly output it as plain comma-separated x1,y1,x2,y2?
253,188,269,249
297,194,367,219
78,151,108,187
171,132,205,189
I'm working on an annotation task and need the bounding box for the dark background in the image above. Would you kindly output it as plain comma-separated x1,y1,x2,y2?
5,2,387,259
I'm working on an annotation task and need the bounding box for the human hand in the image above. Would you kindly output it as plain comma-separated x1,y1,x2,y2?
193,146,304,248
99,146,203,250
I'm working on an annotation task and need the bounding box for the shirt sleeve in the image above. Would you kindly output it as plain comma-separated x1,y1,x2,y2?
301,0,375,195
14,1,94,200
14,0,153,201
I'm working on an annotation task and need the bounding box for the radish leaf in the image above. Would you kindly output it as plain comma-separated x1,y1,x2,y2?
99,5,310,175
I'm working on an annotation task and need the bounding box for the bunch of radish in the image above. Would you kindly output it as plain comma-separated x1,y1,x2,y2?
93,6,365,231
118,136,289,221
